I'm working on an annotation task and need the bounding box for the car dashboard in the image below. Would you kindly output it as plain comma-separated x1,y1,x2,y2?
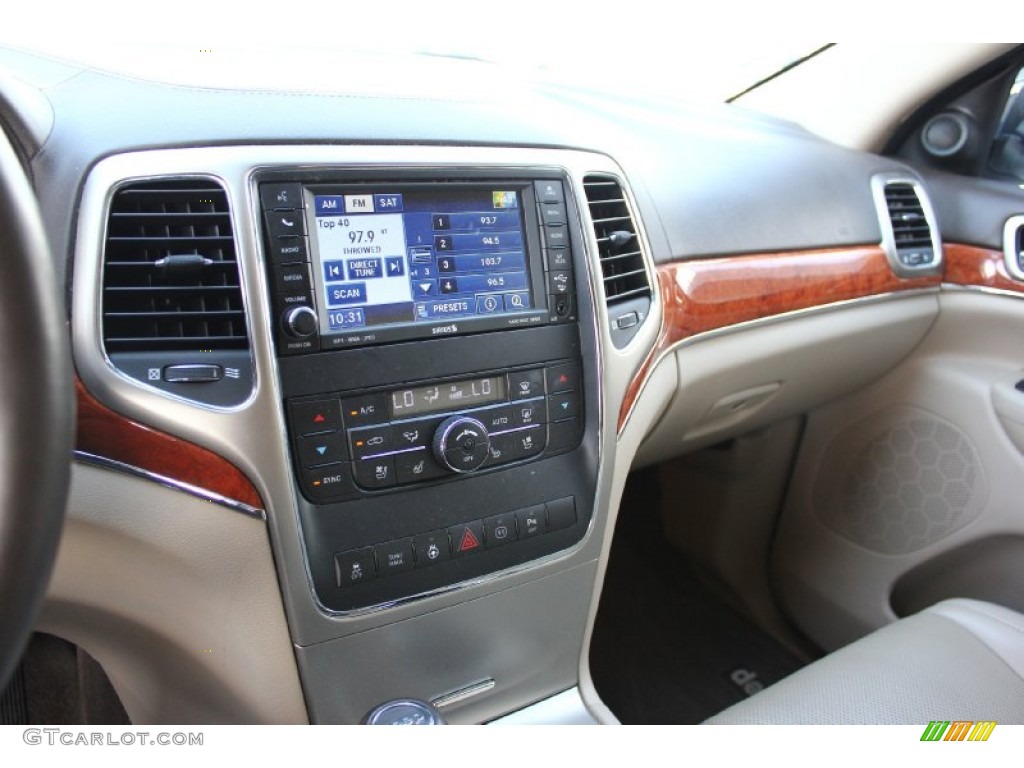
3,44,1023,725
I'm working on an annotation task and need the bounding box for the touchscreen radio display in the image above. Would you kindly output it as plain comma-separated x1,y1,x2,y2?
309,184,543,343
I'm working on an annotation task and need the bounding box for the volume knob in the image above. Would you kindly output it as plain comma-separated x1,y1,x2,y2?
283,305,318,339
433,416,490,473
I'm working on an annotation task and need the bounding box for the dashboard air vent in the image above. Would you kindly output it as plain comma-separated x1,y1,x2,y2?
1003,215,1024,282
583,175,651,304
102,180,248,353
882,181,935,268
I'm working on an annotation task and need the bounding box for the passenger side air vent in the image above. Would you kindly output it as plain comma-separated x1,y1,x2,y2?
100,179,253,407
583,174,652,347
1003,215,1024,282
102,180,248,353
872,176,942,277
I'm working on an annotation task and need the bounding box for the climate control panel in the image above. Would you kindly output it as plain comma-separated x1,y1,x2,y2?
288,360,583,504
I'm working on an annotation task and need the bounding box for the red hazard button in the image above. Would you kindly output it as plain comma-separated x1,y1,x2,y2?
449,521,485,557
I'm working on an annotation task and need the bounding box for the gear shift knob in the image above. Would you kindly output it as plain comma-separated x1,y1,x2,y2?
364,698,445,725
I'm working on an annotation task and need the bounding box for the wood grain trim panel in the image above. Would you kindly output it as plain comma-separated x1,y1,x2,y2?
76,378,263,509
943,242,1023,294
618,246,941,431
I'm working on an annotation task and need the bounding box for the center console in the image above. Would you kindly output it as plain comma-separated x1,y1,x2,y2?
257,168,598,613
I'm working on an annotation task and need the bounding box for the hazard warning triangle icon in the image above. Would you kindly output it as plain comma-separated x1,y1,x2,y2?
458,527,481,552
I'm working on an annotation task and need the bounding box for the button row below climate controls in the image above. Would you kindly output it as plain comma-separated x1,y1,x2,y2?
333,497,577,587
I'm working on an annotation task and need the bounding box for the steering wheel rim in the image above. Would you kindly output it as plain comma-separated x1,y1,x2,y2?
0,127,74,689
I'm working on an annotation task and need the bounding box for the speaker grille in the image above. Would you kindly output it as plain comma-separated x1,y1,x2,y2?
813,408,986,555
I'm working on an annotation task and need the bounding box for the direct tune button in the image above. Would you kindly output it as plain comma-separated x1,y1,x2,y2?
433,416,490,473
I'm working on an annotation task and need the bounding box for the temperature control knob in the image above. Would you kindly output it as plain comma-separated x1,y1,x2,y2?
433,416,490,473
283,305,318,339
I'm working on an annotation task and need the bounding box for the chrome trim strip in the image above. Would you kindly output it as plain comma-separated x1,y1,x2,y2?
488,687,600,725
74,451,266,520
1003,215,1024,282
617,287,940,434
941,282,1024,300
431,678,496,710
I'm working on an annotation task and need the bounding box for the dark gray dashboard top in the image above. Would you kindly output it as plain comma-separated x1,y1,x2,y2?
0,46,905,284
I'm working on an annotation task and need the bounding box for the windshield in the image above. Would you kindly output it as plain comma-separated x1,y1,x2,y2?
0,2,822,103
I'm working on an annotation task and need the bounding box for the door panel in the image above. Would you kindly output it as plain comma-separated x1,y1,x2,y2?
773,280,1024,650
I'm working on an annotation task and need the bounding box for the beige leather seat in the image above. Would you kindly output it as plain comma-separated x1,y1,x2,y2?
707,599,1024,724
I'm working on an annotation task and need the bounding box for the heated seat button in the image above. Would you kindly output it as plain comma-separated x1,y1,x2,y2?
353,456,396,489
297,432,346,467
482,431,516,466
484,513,517,548
375,539,414,575
515,505,547,538
546,497,577,532
485,427,545,464
506,426,545,460
450,521,485,557
335,548,376,587
291,399,342,435
394,450,447,484
413,530,451,567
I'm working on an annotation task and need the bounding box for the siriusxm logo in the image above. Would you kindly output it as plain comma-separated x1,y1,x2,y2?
431,324,459,335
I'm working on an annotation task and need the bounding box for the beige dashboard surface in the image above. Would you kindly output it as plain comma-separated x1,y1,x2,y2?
38,463,308,724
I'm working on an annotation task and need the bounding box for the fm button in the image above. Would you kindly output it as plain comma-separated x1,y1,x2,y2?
433,416,490,473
